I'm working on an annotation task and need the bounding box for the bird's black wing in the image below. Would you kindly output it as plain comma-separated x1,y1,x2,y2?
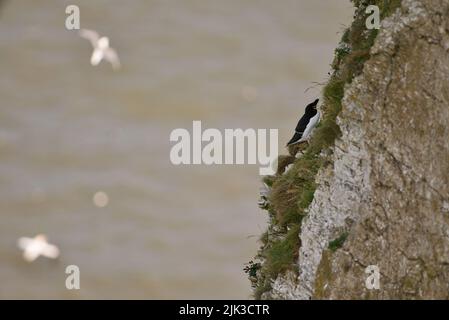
285,115,309,146
287,99,319,146
295,109,317,133
286,132,302,146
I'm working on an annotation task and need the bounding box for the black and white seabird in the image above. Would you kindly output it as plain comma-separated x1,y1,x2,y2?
286,99,320,146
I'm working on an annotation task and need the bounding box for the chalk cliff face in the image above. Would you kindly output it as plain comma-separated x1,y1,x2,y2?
266,0,449,299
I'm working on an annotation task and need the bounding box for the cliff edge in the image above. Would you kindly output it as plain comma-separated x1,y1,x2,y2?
250,0,449,299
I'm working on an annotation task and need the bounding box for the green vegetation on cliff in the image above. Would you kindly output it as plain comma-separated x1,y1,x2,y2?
248,0,402,299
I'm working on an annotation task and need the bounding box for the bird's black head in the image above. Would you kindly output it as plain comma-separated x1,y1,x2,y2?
305,98,319,114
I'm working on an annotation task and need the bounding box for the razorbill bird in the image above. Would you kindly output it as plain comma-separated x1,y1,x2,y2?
286,99,320,146
17,234,60,262
79,29,121,70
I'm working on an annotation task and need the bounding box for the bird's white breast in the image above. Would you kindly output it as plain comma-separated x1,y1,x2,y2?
300,112,320,141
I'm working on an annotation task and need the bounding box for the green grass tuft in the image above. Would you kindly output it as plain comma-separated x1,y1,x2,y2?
328,232,349,252
265,224,301,277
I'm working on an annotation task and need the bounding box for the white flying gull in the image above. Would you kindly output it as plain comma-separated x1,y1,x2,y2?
286,99,320,146
17,234,60,262
79,29,121,70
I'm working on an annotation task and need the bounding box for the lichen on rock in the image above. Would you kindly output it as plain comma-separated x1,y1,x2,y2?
314,0,449,299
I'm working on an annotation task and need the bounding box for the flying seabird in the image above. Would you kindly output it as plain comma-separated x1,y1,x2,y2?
79,29,121,70
286,99,320,146
17,234,60,262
